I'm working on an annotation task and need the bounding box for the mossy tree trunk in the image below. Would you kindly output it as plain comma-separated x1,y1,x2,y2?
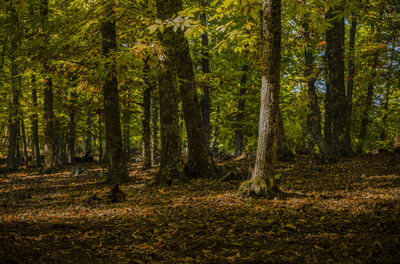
155,0,184,184
238,0,281,198
101,2,128,183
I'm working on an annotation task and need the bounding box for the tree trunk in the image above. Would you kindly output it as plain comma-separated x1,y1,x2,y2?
98,115,103,162
142,59,152,169
101,5,128,183
358,55,378,153
152,95,159,164
21,117,29,168
67,91,76,164
31,74,41,167
277,110,293,160
85,110,92,155
7,36,19,171
41,0,58,171
239,0,281,198
303,21,330,156
200,13,211,147
171,0,213,178
325,4,346,157
344,15,357,155
122,107,131,162
155,0,185,184
211,105,220,156
235,64,248,157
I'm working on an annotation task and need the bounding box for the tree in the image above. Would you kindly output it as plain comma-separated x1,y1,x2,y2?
238,0,281,198
324,1,347,157
155,0,185,184
101,1,128,183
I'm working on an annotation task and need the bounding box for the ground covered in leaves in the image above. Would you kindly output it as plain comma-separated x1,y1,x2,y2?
1,153,400,263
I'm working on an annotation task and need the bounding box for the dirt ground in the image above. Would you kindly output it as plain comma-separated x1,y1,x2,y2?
1,153,399,263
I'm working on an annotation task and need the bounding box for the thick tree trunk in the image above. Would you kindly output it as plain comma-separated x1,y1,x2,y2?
325,4,346,157
235,64,248,157
155,0,185,184
41,0,58,171
31,74,41,167
142,60,152,169
239,0,281,198
344,15,357,154
7,37,19,171
101,7,128,183
303,22,330,156
200,13,211,147
152,95,159,164
43,76,58,170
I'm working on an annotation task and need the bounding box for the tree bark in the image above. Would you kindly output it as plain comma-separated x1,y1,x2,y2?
325,4,346,157
101,5,128,183
155,0,185,184
344,15,357,154
142,59,152,169
239,0,281,198
235,64,248,157
31,74,41,167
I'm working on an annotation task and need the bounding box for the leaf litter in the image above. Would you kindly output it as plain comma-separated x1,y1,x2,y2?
0,153,399,263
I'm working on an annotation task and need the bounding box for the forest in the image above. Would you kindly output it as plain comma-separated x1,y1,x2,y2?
0,0,399,263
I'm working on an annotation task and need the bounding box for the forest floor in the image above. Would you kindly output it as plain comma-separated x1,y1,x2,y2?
0,153,400,263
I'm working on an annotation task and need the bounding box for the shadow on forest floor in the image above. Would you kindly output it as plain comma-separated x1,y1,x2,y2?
1,153,400,263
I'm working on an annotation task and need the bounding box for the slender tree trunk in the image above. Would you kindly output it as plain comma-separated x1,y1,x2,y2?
85,110,92,155
239,0,281,198
152,95,159,164
122,107,131,162
325,3,346,157
303,21,330,156
155,0,185,184
21,117,29,168
358,56,378,153
344,15,357,155
31,74,41,167
211,105,220,156
277,110,293,160
235,64,248,157
200,13,211,147
67,91,76,163
101,6,128,183
380,86,390,141
7,36,19,171
142,59,152,169
98,115,103,162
